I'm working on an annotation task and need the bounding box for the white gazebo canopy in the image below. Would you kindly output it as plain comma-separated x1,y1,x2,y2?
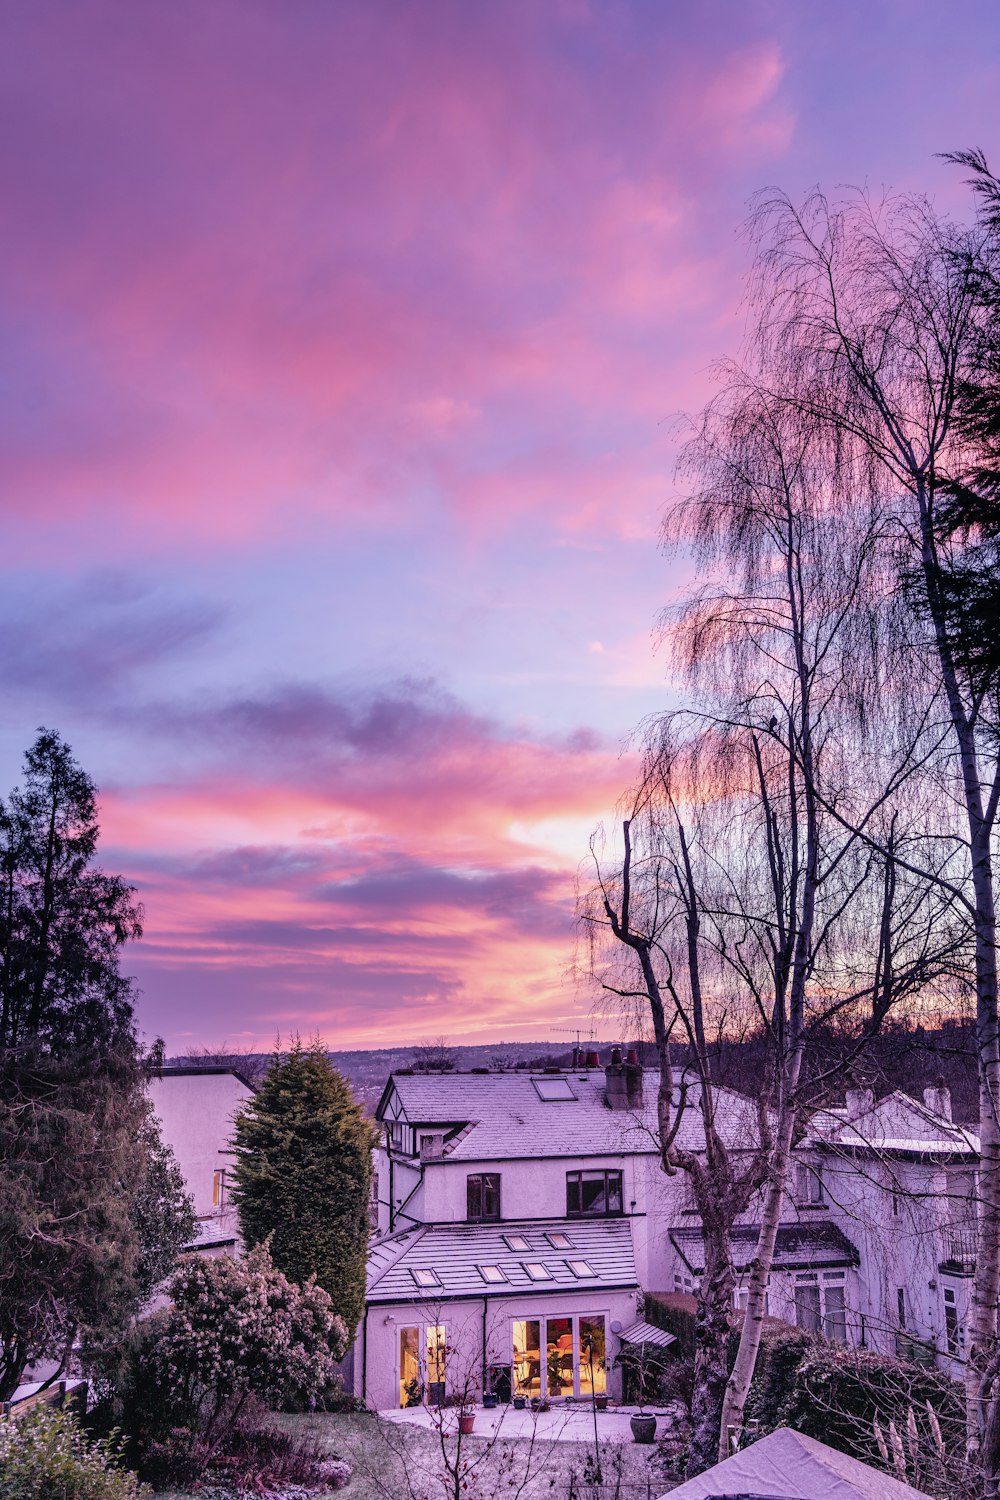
662,1426,931,1500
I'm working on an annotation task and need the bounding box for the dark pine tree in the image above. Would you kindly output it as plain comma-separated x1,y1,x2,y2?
231,1037,375,1339
0,730,194,1400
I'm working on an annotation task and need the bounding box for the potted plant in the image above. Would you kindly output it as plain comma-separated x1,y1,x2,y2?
458,1406,476,1436
482,1391,499,1409
630,1410,657,1444
595,1394,609,1412
512,1394,527,1410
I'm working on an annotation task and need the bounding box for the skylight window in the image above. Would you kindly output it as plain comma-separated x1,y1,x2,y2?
477,1264,507,1284
567,1259,596,1277
545,1231,574,1249
532,1077,577,1102
410,1268,441,1288
504,1233,530,1251
523,1262,552,1281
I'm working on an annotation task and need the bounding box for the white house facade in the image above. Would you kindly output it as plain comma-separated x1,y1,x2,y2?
147,1065,255,1256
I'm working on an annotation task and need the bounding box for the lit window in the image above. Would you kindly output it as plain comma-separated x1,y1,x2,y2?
212,1169,226,1209
545,1231,573,1249
477,1264,507,1284
504,1233,530,1251
567,1259,595,1277
411,1267,441,1288
523,1262,552,1281
532,1076,577,1101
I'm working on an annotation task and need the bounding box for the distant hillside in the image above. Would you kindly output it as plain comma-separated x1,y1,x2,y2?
169,1018,979,1121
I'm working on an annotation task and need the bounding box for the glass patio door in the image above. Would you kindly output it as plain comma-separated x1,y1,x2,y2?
512,1314,606,1399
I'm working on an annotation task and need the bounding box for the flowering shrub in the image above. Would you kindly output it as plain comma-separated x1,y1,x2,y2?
111,1241,347,1482
0,1404,149,1500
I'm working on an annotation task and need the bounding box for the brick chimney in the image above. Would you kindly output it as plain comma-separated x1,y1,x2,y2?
845,1087,875,1117
625,1048,643,1107
923,1079,952,1122
605,1047,629,1110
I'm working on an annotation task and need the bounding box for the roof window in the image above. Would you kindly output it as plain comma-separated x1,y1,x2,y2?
477,1264,507,1284
504,1233,530,1251
567,1259,596,1277
523,1262,552,1281
532,1077,577,1101
545,1231,574,1249
410,1268,441,1288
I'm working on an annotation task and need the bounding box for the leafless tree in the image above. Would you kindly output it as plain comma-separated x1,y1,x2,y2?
584,381,963,1471
410,1037,459,1074
739,174,1000,1490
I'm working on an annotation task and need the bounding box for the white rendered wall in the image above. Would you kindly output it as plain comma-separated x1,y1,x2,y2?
147,1072,253,1221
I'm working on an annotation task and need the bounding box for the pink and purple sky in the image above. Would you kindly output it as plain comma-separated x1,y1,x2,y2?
2,1,998,1052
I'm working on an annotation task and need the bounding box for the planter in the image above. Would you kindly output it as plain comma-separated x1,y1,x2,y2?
459,1413,476,1435
482,1393,499,1409
595,1395,609,1412
630,1413,657,1445
512,1396,527,1411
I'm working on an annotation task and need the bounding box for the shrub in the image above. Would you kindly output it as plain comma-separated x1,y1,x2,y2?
108,1241,347,1484
0,1404,149,1500
643,1293,697,1361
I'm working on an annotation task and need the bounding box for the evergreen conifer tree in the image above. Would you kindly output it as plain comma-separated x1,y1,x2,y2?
231,1037,375,1338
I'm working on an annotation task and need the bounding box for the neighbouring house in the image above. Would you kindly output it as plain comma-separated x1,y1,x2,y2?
147,1065,256,1256
799,1084,979,1379
660,1425,930,1500
356,1053,982,1411
357,1052,864,1410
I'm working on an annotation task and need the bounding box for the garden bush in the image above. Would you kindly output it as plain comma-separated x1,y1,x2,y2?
0,1404,149,1500
103,1241,347,1485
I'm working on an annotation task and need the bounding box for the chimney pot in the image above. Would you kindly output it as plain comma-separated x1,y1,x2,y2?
611,1046,622,1066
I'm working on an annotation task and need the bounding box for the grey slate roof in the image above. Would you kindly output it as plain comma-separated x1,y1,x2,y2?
671,1220,859,1274
805,1090,978,1157
366,1217,638,1303
379,1070,763,1161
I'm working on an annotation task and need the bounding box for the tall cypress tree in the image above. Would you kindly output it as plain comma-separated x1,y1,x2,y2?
231,1038,375,1338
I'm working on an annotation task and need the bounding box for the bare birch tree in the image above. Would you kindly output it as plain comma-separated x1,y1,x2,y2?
584,382,961,1471
739,173,1000,1490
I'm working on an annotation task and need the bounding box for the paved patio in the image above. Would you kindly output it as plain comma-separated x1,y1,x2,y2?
382,1402,669,1444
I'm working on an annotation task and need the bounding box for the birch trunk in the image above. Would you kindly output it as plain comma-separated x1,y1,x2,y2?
688,1214,736,1473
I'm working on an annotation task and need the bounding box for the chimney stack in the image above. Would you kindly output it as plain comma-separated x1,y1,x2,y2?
924,1079,952,1122
845,1087,875,1118
605,1050,628,1109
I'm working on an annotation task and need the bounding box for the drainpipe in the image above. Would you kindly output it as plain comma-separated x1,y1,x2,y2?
361,1304,370,1405
482,1296,489,1396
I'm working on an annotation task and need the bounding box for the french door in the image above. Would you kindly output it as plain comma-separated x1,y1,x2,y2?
512,1313,606,1399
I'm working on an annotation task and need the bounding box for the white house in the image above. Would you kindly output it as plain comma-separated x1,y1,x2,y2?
358,1053,877,1410
799,1084,978,1378
147,1065,256,1256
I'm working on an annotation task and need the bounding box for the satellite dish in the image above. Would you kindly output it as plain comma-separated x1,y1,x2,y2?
610,1320,622,1334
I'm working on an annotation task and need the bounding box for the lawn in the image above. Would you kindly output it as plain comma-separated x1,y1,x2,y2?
154,1409,669,1500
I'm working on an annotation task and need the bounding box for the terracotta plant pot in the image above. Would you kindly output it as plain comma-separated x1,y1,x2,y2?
630,1413,657,1444
459,1413,476,1435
